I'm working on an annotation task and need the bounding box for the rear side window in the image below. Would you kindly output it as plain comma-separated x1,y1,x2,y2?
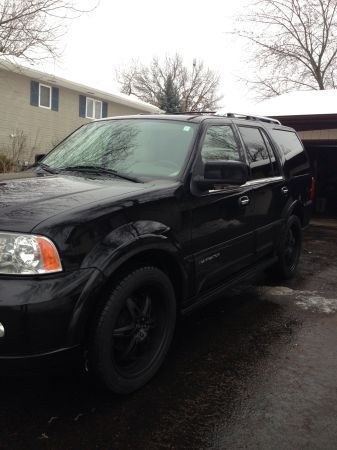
238,126,273,179
201,125,242,162
271,129,310,177
271,130,303,158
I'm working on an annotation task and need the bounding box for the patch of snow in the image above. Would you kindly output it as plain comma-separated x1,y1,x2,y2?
248,90,337,117
258,286,294,297
217,90,337,118
257,286,337,314
295,295,337,314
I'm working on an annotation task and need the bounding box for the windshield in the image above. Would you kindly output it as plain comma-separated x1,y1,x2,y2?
42,119,197,179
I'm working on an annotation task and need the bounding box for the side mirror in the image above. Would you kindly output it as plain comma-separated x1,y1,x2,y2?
35,153,46,164
194,160,249,190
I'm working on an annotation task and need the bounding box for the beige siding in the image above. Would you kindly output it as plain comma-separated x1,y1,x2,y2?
299,129,337,140
0,69,148,163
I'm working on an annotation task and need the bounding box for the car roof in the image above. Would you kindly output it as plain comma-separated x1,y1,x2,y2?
96,114,210,123
95,113,294,131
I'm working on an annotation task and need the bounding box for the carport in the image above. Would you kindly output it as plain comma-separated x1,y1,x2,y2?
304,139,337,216
251,91,337,217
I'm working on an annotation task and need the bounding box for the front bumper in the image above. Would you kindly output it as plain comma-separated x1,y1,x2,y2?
0,268,101,366
0,345,82,373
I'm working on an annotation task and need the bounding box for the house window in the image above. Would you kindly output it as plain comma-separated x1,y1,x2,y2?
31,81,59,111
39,84,51,109
86,97,102,119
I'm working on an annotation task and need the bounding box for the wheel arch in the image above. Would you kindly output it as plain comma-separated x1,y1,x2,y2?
67,242,190,346
283,199,305,227
102,245,189,307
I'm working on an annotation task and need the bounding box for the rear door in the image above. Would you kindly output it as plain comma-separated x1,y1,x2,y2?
190,122,256,296
236,125,288,261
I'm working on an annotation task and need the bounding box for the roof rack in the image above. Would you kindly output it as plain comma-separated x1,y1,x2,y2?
217,112,281,125
163,111,217,115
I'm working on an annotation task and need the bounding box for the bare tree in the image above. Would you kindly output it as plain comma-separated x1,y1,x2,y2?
0,0,96,62
234,0,337,98
116,54,222,112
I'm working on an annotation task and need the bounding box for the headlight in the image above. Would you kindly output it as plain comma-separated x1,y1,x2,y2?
0,232,62,275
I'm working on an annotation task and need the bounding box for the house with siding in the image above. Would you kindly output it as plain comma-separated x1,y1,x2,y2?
0,61,159,164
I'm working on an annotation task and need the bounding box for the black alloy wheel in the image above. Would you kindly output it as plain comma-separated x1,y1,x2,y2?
112,289,167,377
284,225,300,271
269,215,302,280
89,266,176,394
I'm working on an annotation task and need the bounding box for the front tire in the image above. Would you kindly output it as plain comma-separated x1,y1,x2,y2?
89,266,176,394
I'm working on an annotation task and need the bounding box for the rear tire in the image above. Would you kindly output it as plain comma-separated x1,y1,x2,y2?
88,266,176,394
269,215,302,280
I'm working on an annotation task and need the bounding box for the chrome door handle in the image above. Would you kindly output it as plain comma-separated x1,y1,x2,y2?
281,186,289,195
239,196,250,206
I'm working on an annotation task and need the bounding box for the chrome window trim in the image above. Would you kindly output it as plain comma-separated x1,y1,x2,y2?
207,176,284,193
243,176,284,186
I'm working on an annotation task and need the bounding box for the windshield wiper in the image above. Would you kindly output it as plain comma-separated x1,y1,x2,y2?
36,162,59,174
57,165,143,183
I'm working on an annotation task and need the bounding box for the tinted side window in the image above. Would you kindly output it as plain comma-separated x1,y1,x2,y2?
201,126,242,162
260,129,281,176
271,129,310,177
271,130,303,158
238,126,273,179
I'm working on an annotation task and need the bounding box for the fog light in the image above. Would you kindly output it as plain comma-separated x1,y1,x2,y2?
0,323,4,338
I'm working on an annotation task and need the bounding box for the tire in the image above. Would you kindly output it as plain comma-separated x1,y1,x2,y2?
269,215,302,280
88,266,176,394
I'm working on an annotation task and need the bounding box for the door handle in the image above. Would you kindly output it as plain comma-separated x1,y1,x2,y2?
239,195,250,206
281,186,289,195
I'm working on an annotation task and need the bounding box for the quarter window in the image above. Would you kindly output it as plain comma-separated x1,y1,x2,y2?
39,84,51,109
238,126,273,180
271,129,309,177
86,97,102,119
271,130,303,158
201,125,242,162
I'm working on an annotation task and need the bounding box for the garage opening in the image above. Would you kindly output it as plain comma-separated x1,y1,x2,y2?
303,140,337,218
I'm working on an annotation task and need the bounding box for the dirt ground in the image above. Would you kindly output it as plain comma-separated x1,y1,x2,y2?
1,223,337,450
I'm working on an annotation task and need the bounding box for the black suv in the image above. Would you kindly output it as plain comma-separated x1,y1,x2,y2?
0,113,313,393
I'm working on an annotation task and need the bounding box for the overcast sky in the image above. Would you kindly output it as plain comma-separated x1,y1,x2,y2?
38,0,256,111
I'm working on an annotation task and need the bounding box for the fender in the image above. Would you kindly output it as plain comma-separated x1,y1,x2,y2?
281,198,305,223
66,221,190,344
271,198,306,254
81,220,185,276
66,267,106,345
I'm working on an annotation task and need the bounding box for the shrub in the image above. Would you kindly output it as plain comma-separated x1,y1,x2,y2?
0,154,13,173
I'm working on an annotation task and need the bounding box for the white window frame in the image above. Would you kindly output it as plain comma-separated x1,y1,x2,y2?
86,97,102,119
39,83,52,109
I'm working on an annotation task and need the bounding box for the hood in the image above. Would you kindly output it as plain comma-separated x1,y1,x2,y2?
0,170,154,232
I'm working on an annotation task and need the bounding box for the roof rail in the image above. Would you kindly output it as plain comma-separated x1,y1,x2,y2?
163,111,217,115
217,112,281,125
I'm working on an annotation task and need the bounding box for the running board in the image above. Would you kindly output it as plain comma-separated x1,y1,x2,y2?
181,256,278,315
